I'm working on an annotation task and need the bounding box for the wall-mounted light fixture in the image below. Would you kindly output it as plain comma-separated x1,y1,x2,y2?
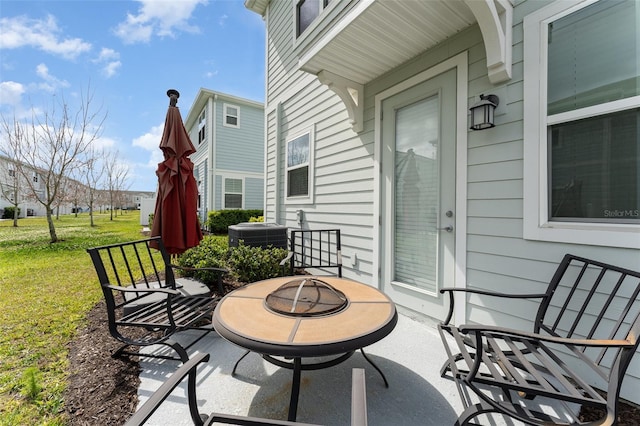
469,94,499,130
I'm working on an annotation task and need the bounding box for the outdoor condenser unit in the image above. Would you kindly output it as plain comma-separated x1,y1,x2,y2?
228,223,288,249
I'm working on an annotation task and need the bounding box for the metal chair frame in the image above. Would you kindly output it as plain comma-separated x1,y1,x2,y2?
280,229,342,277
87,236,227,362
439,254,640,425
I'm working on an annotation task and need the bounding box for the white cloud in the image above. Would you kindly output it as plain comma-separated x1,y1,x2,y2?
132,122,164,151
0,81,26,107
93,48,122,78
35,63,70,92
113,0,208,44
0,15,91,60
218,14,228,27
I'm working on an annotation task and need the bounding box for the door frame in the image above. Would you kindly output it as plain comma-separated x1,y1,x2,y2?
372,52,468,325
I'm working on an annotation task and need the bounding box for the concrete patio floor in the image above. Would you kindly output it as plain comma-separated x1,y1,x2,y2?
136,310,516,425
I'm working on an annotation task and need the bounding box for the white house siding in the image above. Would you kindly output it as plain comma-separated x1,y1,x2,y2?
260,0,640,400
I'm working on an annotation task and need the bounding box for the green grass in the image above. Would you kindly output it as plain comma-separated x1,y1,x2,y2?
0,211,146,425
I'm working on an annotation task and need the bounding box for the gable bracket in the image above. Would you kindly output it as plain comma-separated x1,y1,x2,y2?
464,0,513,84
317,70,364,133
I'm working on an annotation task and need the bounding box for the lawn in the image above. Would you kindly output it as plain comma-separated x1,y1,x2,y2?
0,211,146,425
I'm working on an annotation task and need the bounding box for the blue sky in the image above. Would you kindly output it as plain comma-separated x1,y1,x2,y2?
0,0,265,191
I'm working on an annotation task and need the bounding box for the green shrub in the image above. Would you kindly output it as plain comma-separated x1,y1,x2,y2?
178,236,287,284
207,209,263,233
227,242,288,283
2,206,20,219
177,236,228,286
248,216,264,222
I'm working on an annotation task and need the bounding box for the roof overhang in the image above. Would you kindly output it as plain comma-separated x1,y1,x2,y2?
246,0,513,133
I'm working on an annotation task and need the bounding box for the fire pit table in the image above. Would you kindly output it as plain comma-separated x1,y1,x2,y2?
213,276,398,421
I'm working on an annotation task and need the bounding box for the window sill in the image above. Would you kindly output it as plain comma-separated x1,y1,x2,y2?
523,220,640,249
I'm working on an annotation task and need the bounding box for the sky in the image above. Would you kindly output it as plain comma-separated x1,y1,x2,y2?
0,0,266,192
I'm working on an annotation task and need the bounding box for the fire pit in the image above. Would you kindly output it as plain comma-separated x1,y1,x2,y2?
265,277,348,317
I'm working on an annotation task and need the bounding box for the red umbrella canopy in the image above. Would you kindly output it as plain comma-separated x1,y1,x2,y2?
150,90,202,255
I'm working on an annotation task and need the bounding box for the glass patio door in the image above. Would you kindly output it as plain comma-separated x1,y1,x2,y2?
380,68,457,320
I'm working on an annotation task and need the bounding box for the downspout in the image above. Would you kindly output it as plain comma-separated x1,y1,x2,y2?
209,94,217,212
274,102,282,223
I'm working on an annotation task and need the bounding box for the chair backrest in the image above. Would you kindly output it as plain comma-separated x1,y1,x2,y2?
288,229,342,277
86,237,176,320
536,254,640,389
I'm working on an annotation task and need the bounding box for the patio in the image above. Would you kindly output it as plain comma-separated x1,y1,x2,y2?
136,310,515,426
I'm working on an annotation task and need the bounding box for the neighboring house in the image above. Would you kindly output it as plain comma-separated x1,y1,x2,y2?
0,155,48,217
184,89,265,223
245,0,639,402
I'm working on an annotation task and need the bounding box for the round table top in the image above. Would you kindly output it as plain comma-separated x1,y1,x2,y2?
213,276,398,357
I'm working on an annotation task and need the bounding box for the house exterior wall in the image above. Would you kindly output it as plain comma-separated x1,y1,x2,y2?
185,89,265,220
256,0,640,400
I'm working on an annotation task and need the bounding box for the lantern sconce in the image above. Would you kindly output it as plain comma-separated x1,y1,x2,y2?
469,94,499,130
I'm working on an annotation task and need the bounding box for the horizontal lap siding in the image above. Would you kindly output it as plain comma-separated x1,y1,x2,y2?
214,101,264,173
263,0,639,400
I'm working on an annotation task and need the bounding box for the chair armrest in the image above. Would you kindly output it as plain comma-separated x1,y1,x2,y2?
171,264,229,274
458,324,633,348
351,368,367,426
124,351,210,426
439,287,548,326
103,284,181,296
440,287,547,299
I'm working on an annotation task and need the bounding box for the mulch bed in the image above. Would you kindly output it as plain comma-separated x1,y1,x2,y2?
64,283,640,425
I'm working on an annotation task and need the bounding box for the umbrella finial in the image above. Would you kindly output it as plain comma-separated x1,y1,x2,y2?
167,89,180,107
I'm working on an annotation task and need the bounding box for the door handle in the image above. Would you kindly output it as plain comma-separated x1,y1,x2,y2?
438,225,454,232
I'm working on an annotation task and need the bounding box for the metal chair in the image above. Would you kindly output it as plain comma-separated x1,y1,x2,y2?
87,237,227,362
124,352,368,426
280,229,342,277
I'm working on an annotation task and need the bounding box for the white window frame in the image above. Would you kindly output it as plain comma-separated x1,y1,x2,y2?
284,126,315,205
223,103,240,128
198,110,206,145
523,0,640,249
222,176,244,210
294,0,334,40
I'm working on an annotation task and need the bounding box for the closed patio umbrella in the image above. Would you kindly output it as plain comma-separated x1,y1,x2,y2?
150,89,202,255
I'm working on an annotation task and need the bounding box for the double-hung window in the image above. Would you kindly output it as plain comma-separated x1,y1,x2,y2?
224,178,243,209
296,0,331,37
523,0,640,248
224,104,239,128
198,110,206,145
286,129,314,203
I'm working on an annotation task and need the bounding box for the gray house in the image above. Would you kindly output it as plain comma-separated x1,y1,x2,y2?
245,0,639,402
184,89,265,223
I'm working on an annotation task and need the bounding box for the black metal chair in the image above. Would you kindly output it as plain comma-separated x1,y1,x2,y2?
280,229,342,277
87,237,228,362
124,352,368,426
439,254,640,425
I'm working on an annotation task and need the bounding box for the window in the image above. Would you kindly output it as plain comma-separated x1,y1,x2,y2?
8,168,15,177
285,130,314,203
296,0,331,37
224,178,243,209
198,110,206,145
523,0,640,248
224,104,239,128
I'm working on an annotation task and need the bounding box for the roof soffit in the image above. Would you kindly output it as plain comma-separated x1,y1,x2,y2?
296,0,513,133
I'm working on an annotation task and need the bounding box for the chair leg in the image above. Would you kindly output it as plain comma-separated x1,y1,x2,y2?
232,350,251,375
455,402,499,426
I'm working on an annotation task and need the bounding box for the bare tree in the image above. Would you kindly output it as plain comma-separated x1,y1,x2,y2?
0,87,106,242
81,147,106,226
104,149,130,220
